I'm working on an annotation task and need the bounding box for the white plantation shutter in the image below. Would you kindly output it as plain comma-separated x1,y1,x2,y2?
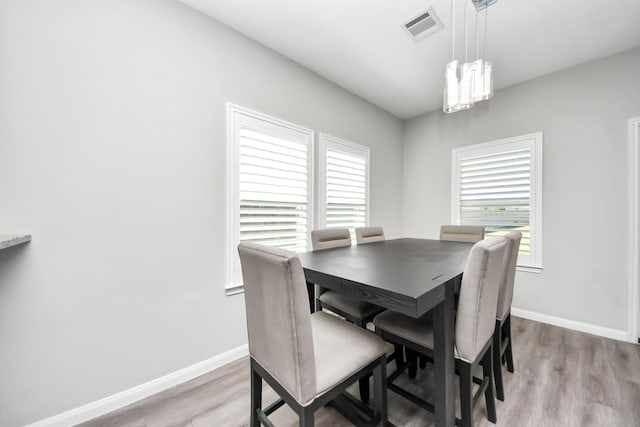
318,134,369,238
459,148,531,252
228,105,313,292
239,128,310,250
452,133,543,270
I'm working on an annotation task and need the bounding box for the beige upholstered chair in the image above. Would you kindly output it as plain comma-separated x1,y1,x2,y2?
311,228,352,250
374,237,507,427
238,243,388,427
440,225,485,243
355,226,385,244
354,225,406,370
310,228,385,403
433,225,486,365
493,231,522,401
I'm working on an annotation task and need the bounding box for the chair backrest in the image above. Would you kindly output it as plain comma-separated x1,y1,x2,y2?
311,228,351,251
238,243,316,405
496,231,522,321
455,237,507,363
440,225,485,243
355,226,385,244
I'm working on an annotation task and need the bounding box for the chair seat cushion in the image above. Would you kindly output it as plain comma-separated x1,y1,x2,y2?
319,291,385,320
311,312,387,396
374,310,436,348
373,311,469,363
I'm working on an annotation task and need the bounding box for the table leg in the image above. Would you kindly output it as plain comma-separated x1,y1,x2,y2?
433,280,455,427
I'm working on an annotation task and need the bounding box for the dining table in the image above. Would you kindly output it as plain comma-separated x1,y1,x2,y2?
297,237,474,427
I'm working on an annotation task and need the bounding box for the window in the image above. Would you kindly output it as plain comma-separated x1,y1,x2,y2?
317,134,370,239
452,133,543,271
227,104,313,293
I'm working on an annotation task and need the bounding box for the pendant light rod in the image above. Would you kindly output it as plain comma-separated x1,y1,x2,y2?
450,0,456,61
464,0,469,62
483,5,488,59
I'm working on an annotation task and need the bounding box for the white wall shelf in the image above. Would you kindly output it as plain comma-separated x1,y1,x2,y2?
0,234,31,250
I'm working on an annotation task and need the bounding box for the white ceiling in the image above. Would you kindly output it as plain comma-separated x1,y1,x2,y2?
180,0,640,119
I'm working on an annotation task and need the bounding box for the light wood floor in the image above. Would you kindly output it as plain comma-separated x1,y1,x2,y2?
78,317,640,427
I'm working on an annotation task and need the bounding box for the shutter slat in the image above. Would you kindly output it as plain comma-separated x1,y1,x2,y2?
461,165,530,178
461,172,530,184
240,151,307,171
241,129,308,153
461,179,529,189
241,135,308,160
461,158,530,172
461,148,529,164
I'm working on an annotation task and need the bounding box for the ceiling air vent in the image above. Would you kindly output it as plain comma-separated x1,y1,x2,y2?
402,7,444,43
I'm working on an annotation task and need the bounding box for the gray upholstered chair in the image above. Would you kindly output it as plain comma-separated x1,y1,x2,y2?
354,225,406,371
439,225,485,243
493,231,522,401
310,229,385,328
238,242,388,427
310,228,385,403
411,225,485,371
355,226,385,244
374,237,507,427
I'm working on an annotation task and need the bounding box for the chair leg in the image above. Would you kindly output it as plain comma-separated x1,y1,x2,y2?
459,362,473,427
504,314,514,373
394,344,405,372
314,285,322,313
493,321,504,401
359,377,370,404
352,318,371,403
418,354,427,369
250,364,262,427
373,355,388,427
482,347,497,423
406,348,418,379
299,406,314,427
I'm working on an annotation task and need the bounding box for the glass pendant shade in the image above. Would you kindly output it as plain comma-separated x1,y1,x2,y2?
471,59,493,102
443,60,476,113
459,62,475,109
443,60,462,113
482,61,493,100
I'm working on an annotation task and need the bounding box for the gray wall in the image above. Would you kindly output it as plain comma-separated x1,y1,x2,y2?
403,47,640,332
0,1,404,425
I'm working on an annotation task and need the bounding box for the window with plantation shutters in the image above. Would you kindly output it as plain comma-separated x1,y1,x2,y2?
227,104,314,293
318,134,369,239
452,133,543,271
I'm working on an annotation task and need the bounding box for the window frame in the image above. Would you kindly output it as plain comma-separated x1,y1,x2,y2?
226,103,314,294
317,133,370,235
451,132,543,272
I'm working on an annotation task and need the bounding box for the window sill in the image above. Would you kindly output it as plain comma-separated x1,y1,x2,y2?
225,284,244,296
516,265,543,274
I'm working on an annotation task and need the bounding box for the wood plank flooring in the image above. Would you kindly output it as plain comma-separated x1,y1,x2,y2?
78,317,640,427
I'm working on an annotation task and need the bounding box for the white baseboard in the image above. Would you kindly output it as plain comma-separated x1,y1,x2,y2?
27,344,249,427
25,309,631,426
511,307,629,342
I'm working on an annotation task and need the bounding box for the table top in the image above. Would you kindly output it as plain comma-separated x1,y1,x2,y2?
298,238,473,318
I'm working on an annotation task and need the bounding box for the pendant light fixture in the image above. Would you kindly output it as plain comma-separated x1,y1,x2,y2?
443,0,495,113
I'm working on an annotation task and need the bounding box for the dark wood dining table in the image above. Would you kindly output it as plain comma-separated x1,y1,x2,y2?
297,238,474,427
